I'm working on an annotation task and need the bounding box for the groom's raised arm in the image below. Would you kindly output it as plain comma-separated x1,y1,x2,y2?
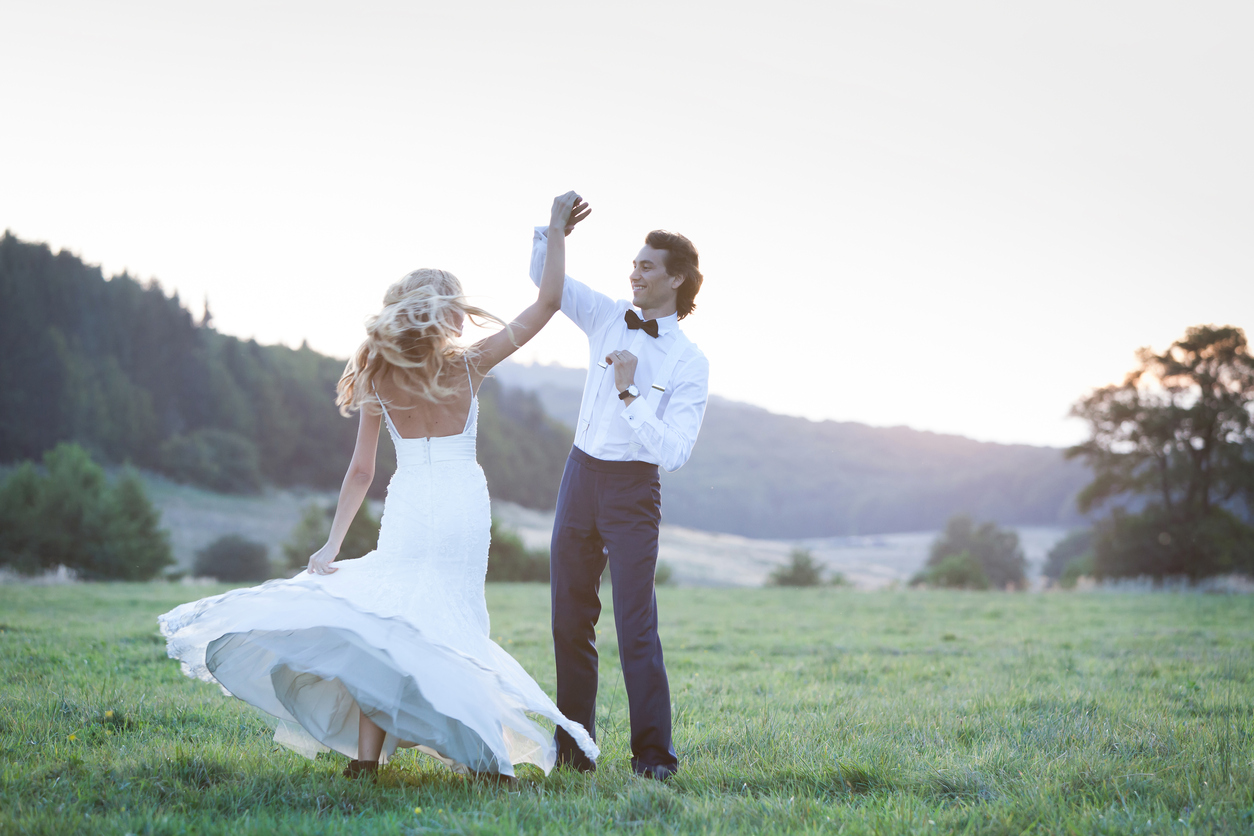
530,226,620,335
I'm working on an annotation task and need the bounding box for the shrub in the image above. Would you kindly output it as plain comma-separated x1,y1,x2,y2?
486,519,550,582
283,502,380,569
768,548,826,587
922,514,1026,589
1059,554,1095,589
655,561,675,586
194,534,270,582
0,444,172,580
158,429,263,494
283,503,328,569
1044,528,1094,582
914,551,990,590
599,555,674,586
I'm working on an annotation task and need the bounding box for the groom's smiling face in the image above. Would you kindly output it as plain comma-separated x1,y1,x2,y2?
630,245,682,314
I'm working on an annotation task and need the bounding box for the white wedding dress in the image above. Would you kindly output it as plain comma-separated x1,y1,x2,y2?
159,366,598,775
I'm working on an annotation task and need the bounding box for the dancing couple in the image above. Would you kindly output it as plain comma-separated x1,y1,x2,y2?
160,192,710,781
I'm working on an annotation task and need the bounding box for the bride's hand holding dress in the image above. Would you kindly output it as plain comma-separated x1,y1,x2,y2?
306,543,338,575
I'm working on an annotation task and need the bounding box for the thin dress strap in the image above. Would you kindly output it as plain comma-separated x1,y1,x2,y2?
462,356,478,435
372,383,402,441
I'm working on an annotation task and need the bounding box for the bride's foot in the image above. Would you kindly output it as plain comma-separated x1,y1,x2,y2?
342,759,379,779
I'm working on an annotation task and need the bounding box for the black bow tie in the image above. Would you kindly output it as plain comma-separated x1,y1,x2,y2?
624,310,660,338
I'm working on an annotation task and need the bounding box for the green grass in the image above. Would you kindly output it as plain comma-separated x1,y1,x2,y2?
1,585,1252,834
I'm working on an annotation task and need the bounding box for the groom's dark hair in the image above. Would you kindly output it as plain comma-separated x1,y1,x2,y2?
646,230,703,320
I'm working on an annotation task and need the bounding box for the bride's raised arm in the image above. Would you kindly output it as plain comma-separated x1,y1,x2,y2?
470,191,589,376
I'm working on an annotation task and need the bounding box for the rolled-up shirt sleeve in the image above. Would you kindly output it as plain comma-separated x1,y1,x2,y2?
619,350,710,472
530,226,619,335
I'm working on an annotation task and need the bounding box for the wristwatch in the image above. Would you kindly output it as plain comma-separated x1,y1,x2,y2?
618,384,640,401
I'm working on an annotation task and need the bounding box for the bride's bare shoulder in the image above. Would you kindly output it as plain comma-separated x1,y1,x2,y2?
374,366,470,412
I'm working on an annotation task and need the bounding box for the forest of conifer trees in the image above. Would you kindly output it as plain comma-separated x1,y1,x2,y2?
0,232,572,508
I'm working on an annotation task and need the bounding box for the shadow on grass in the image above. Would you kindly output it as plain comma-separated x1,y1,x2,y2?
927,768,995,802
699,763,899,799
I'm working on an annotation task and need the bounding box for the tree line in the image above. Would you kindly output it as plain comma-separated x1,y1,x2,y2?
0,232,572,507
498,367,1094,539
3,232,1250,585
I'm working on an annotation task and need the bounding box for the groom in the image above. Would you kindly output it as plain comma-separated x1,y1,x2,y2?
528,210,709,780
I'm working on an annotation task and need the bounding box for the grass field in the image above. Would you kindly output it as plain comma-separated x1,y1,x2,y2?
1,584,1251,835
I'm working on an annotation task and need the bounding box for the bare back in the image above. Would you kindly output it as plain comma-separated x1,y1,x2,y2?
374,362,482,440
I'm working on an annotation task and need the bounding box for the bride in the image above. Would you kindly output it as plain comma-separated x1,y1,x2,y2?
160,192,597,780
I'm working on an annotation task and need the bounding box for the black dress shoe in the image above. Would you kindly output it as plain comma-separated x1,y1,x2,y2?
636,764,675,782
556,756,596,774
470,770,519,788
342,759,378,779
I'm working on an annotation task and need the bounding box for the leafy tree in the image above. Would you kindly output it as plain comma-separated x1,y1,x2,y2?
914,551,990,590
1089,505,1254,580
918,514,1026,589
194,534,270,582
1059,554,1095,589
159,429,263,494
283,503,330,570
1068,325,1254,579
0,462,43,574
768,548,826,587
1043,528,1094,583
0,443,171,579
283,501,381,570
90,468,173,580
35,443,111,572
486,518,549,582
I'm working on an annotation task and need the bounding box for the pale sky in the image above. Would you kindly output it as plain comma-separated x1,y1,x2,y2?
3,1,1250,447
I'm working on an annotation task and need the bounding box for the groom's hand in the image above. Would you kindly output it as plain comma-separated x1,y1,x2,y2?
549,191,591,237
565,198,592,236
606,349,638,401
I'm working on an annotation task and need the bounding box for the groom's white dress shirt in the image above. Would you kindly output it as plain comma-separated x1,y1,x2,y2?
529,226,709,473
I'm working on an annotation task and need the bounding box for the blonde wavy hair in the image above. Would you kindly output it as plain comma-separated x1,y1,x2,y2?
336,268,507,416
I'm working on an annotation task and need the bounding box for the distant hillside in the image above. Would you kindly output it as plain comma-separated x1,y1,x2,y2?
494,361,1091,537
0,233,572,508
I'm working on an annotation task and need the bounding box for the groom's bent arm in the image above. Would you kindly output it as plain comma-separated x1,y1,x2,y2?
620,352,710,473
530,226,619,335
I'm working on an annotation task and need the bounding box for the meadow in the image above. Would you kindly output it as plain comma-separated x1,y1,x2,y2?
1,584,1251,835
